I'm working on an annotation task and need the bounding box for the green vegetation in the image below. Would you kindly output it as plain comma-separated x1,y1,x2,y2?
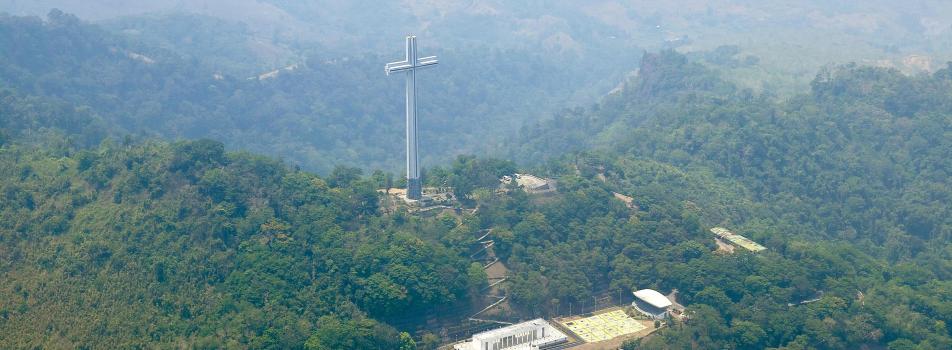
0,140,477,348
507,51,952,349
425,155,517,202
0,7,950,350
0,11,636,174
518,50,952,252
102,13,301,76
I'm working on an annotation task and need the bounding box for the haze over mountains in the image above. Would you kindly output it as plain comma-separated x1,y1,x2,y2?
5,1,952,76
1,2,951,350
2,1,952,174
0,9,632,174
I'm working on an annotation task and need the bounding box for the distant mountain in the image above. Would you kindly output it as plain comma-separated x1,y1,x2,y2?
0,11,636,173
3,1,951,93
101,13,301,76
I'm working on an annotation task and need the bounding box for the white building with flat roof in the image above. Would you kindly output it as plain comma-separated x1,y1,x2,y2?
454,319,567,350
632,289,672,319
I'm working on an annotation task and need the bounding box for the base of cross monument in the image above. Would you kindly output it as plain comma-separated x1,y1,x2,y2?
379,187,460,215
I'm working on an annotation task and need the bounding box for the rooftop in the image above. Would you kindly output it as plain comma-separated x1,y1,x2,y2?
472,319,550,340
455,319,567,350
633,289,672,309
710,227,767,252
500,174,555,193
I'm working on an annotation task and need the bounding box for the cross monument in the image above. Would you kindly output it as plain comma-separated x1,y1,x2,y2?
386,35,438,200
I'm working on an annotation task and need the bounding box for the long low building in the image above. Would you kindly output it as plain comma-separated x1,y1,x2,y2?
710,227,767,252
454,319,568,350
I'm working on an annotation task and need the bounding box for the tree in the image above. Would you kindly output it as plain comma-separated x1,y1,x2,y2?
694,286,731,312
419,333,441,350
358,273,409,316
731,321,766,349
371,170,387,189
328,165,363,188
170,139,227,174
304,316,401,350
887,339,917,350
399,332,417,350
467,262,488,290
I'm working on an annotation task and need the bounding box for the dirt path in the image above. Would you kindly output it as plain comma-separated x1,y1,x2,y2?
714,237,735,254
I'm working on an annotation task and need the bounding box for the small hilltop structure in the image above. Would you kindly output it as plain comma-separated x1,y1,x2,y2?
379,186,459,216
710,227,767,252
499,173,557,195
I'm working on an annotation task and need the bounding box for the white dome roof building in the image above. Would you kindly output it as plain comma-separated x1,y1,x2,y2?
632,289,673,319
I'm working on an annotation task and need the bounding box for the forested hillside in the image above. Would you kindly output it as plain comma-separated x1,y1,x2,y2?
517,51,952,251
0,11,636,173
466,171,950,349
102,13,301,76
0,88,107,149
1,5,951,350
505,51,952,349
1,138,949,349
0,140,477,348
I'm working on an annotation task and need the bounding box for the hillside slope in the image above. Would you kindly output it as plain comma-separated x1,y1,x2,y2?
518,51,952,250
507,51,952,349
0,11,636,173
0,140,472,348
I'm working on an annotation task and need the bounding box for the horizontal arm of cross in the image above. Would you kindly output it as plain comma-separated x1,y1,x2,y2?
385,56,439,75
385,60,411,75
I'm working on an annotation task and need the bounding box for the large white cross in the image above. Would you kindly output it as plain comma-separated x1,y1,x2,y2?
386,35,438,200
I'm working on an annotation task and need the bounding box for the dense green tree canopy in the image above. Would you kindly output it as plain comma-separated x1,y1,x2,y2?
0,140,473,348
507,51,952,349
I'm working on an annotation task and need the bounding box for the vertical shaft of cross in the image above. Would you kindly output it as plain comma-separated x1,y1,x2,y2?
405,36,422,200
386,35,437,201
